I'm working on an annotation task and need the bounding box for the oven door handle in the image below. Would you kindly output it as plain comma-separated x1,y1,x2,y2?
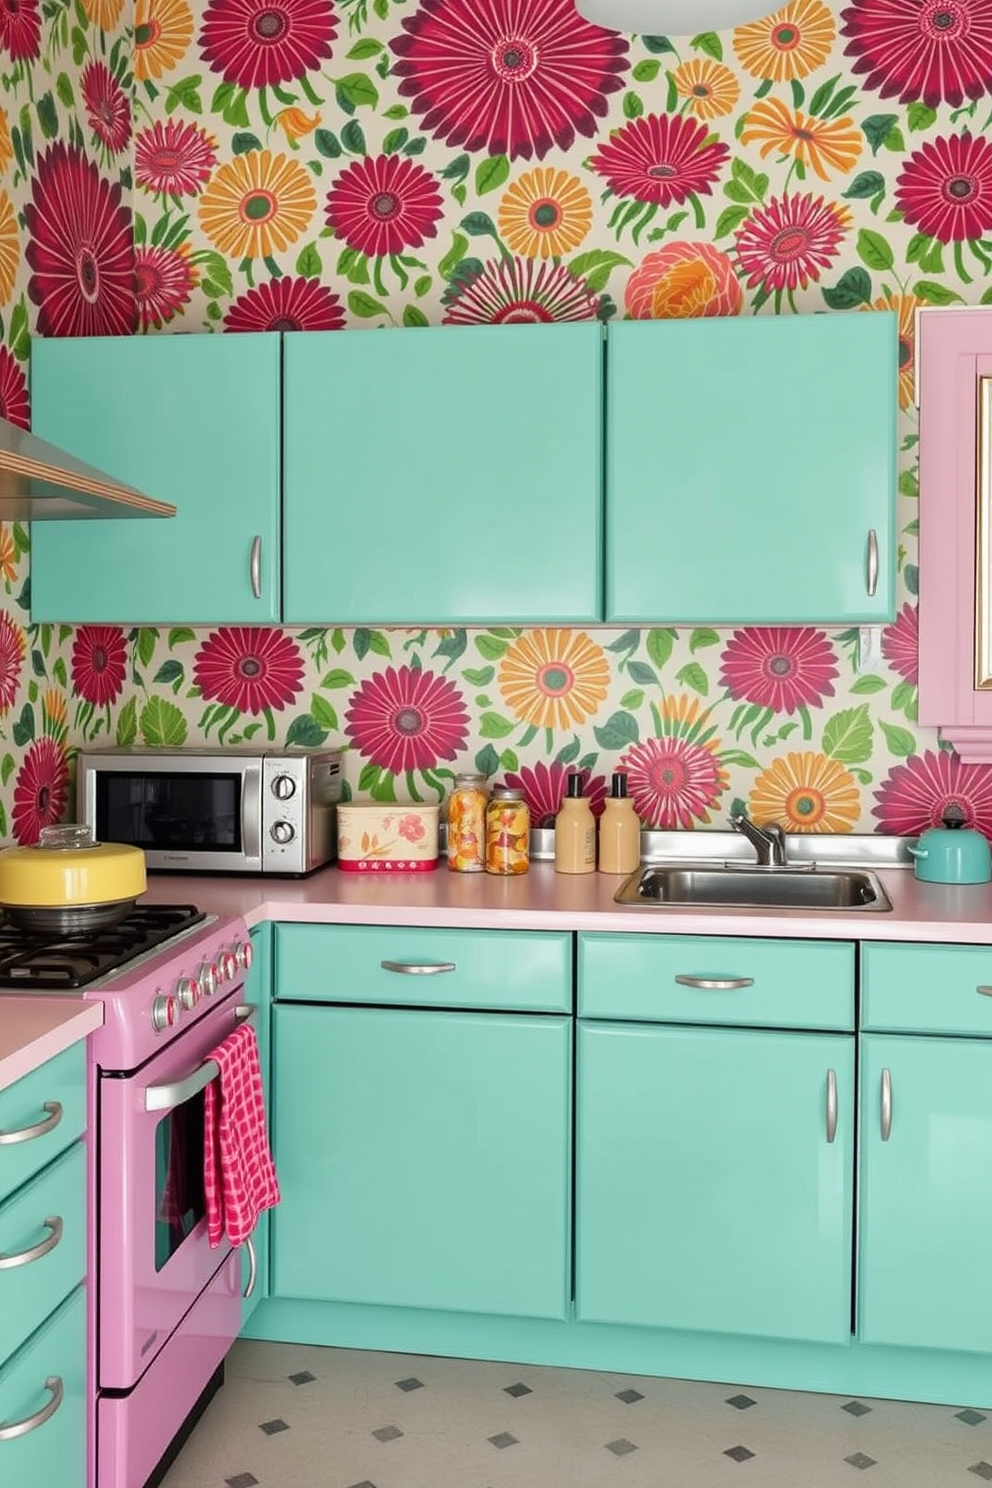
144,1005,256,1113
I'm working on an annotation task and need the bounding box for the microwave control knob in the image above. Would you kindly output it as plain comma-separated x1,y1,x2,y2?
198,961,219,997
272,774,296,801
236,940,253,972
176,977,200,1012
151,994,177,1032
270,820,295,845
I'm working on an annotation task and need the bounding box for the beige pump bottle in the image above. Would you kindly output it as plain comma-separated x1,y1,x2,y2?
554,773,596,874
598,771,640,875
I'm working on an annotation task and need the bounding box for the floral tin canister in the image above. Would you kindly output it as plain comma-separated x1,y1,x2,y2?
336,804,440,873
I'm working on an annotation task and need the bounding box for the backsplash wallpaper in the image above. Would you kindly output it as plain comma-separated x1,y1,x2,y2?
2,0,992,841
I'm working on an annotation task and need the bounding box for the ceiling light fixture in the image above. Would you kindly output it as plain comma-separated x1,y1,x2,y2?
574,1,769,34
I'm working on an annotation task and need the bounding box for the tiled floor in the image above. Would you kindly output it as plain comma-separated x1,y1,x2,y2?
161,1340,992,1488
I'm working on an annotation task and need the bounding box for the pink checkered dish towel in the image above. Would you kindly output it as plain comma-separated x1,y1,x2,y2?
204,1021,280,1249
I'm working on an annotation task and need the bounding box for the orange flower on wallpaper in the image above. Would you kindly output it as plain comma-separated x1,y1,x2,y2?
198,150,316,260
498,629,610,731
276,108,321,146
0,192,19,307
41,690,69,744
671,59,740,120
134,0,194,82
498,168,593,259
750,751,861,833
867,292,924,411
0,526,17,587
0,110,12,176
81,0,124,30
740,96,862,181
733,0,835,82
625,242,742,319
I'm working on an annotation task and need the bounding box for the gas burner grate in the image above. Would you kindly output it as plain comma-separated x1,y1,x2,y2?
0,905,206,990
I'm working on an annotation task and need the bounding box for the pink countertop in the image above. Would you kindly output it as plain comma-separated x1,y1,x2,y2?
0,998,103,1093
139,861,992,946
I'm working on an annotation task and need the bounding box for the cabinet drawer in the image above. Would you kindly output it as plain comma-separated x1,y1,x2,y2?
275,925,571,1012
0,1143,86,1364
862,942,992,1035
0,1285,85,1488
579,935,855,1030
0,1046,85,1206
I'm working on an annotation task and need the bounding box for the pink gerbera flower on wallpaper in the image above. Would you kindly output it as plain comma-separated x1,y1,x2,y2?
345,665,469,776
24,144,136,337
881,602,919,685
841,0,992,109
589,113,729,209
0,0,40,61
873,749,992,837
81,61,131,155
443,257,599,324
0,346,29,430
719,627,839,713
12,738,69,845
134,245,197,330
0,610,25,713
895,132,992,243
135,119,217,198
225,276,345,331
499,761,609,828
390,0,628,161
71,626,127,707
193,627,305,714
199,0,337,91
325,154,444,260
735,193,851,293
620,733,728,829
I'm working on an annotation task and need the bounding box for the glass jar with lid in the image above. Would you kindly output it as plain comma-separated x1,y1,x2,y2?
485,787,530,876
447,774,488,873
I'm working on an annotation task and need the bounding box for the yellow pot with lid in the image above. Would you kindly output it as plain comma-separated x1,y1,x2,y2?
0,824,146,932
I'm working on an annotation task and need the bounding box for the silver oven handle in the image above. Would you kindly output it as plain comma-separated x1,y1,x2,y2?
241,766,262,866
145,1005,256,1113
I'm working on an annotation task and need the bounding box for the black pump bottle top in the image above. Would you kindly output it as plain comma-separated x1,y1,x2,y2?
565,773,584,799
610,771,629,799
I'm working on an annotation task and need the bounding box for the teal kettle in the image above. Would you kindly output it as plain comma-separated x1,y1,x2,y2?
908,805,992,884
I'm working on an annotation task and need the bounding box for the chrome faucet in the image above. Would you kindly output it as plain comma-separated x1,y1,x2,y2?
729,812,787,867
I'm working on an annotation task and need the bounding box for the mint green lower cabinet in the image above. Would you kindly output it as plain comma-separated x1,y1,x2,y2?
0,1285,85,1488
859,1034,992,1355
272,1004,572,1319
576,1022,854,1343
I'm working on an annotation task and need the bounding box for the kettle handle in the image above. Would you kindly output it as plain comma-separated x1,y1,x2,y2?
907,845,927,860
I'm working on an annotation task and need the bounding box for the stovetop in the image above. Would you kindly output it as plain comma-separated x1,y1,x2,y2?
0,904,207,990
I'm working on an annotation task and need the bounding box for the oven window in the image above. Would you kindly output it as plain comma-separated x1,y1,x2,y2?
96,772,242,852
154,1093,206,1270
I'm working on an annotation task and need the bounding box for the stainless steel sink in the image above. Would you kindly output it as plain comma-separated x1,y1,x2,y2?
614,865,892,912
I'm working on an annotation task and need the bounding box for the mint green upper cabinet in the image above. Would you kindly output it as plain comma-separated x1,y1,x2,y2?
576,1022,854,1343
605,311,898,625
29,334,281,625
859,1034,992,1356
281,324,603,625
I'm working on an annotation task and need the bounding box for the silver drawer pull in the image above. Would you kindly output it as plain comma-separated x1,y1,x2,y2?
866,528,879,598
674,975,754,991
826,1069,838,1144
0,1376,63,1441
0,1102,62,1146
250,535,262,599
0,1216,63,1271
977,986,992,997
881,1068,892,1141
381,960,456,976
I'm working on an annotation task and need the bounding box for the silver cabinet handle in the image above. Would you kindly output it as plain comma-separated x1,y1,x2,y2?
0,1101,62,1146
826,1069,838,1144
243,1233,258,1300
0,1376,63,1441
674,975,754,991
881,1067,892,1141
145,1004,256,1112
866,528,879,598
0,1215,63,1271
249,535,262,600
380,960,456,975
977,986,992,998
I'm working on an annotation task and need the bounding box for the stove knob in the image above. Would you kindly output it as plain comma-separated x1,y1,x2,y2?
151,995,177,1032
176,977,200,1012
235,940,253,972
220,951,237,982
198,960,219,997
270,821,295,845
272,774,297,801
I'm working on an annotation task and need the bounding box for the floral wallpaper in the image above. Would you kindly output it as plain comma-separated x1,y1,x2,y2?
2,0,992,845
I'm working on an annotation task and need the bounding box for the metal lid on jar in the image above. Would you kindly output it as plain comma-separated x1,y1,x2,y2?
490,786,524,801
454,773,487,786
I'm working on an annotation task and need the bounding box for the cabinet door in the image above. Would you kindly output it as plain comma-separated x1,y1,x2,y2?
282,323,602,625
240,924,272,1328
29,334,281,624
576,1022,854,1343
0,1285,86,1488
860,1034,992,1355
272,1004,572,1319
605,311,897,624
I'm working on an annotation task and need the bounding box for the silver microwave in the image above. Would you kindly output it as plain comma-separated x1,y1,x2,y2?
77,747,343,876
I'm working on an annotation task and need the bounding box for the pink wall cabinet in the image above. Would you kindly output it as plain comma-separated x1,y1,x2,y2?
918,307,992,762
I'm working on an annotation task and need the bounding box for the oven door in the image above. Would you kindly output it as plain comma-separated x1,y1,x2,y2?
98,991,248,1388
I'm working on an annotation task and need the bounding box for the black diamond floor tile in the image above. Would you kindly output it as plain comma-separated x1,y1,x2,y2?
616,1387,645,1404
372,1425,403,1442
845,1452,877,1469
959,1410,989,1426
606,1438,638,1456
289,1370,315,1386
395,1376,424,1392
725,1445,756,1463
843,1401,872,1417
504,1382,533,1398
259,1418,289,1435
727,1394,757,1410
969,1465,992,1482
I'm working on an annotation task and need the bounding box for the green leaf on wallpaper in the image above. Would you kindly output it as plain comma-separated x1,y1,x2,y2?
382,126,409,154
152,660,184,694
883,126,905,152
462,666,494,686
848,766,873,785
12,523,29,558
821,266,871,309
641,35,676,53
36,93,58,140
475,155,509,195
315,128,342,158
862,113,899,154
913,279,964,306
567,249,631,293
347,37,384,59
689,628,719,652
857,228,894,272
402,305,429,327
907,102,937,132
413,274,432,297
340,119,367,154
646,627,677,669
475,634,508,661
691,31,722,60
479,711,515,739
336,74,378,112
904,563,919,595
337,247,370,283
905,232,931,265
320,669,355,689
632,59,661,82
721,749,761,769
135,628,158,669
724,159,767,206
675,662,708,695
441,153,470,181
438,232,469,280
0,754,14,786
822,704,873,764
206,302,222,321
556,737,581,766
842,171,885,201
27,681,37,704
30,647,45,678
891,681,917,718
850,674,886,695
116,695,138,746
295,242,321,279
714,205,749,238
461,211,498,239
196,251,232,296
607,628,639,655
53,658,67,688
368,630,391,657
620,689,645,710
623,91,644,120
594,711,640,750
920,238,944,273
898,468,919,499
166,75,203,114
879,720,916,757
70,25,86,64
56,68,73,105
626,661,658,686
232,132,263,154
475,744,500,777
433,630,467,665
347,290,387,318
382,104,408,120
12,705,33,748
452,183,467,206
498,750,519,773
140,698,187,747
18,106,33,165
287,715,329,747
